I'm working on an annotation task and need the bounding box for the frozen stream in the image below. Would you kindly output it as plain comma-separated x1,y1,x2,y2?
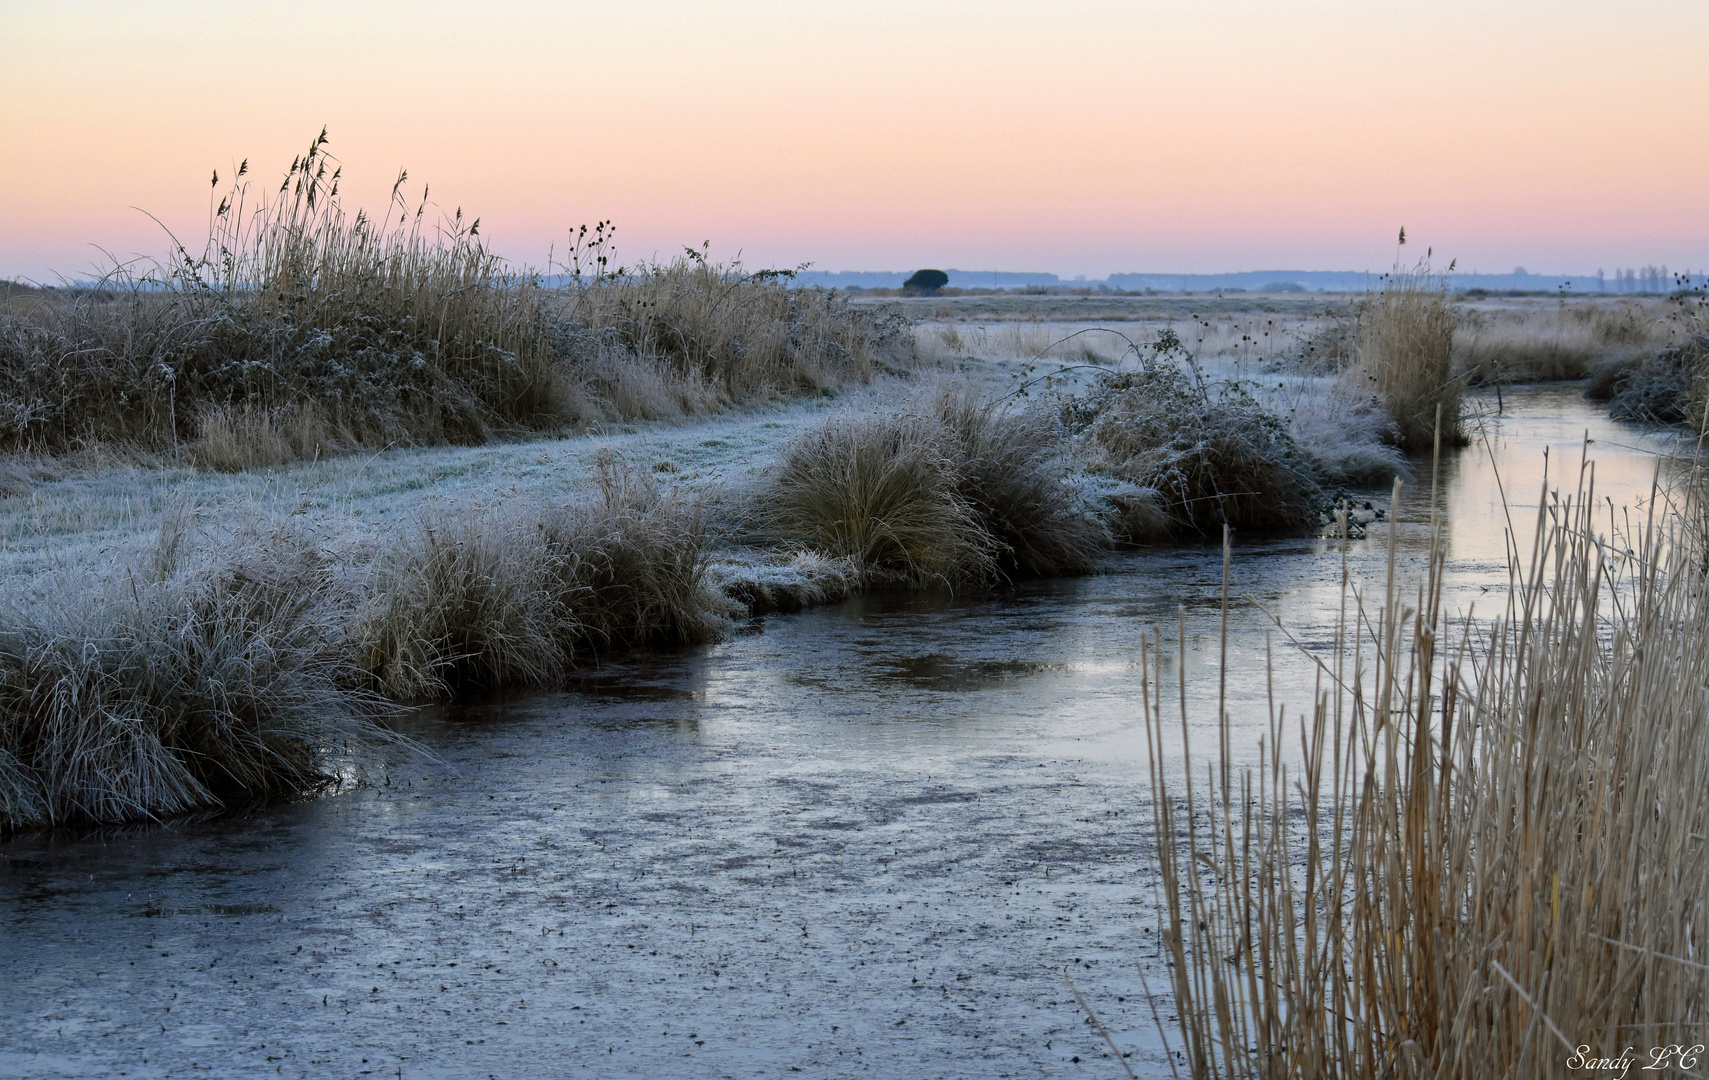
0,384,1681,1079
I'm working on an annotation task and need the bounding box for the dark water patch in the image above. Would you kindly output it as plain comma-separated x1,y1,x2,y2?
136,902,282,918
872,652,1077,691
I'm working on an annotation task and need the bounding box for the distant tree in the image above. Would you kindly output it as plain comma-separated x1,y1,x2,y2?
903,269,949,296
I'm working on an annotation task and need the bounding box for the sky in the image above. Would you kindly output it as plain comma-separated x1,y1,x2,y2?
3,1,1707,281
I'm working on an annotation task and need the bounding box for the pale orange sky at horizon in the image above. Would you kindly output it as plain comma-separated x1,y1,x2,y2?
3,1,1706,281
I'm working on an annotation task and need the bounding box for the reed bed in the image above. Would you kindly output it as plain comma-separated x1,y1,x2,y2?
557,247,910,420
1342,259,1462,453
1455,301,1671,385
1141,462,1708,1077
0,135,905,465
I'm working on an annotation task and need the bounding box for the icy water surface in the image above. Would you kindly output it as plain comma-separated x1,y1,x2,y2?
0,385,1679,1079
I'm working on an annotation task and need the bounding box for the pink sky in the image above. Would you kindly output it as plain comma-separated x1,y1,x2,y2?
4,1,1706,281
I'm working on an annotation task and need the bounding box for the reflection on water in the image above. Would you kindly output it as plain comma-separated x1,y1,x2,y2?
665,384,1679,771
0,383,1680,1079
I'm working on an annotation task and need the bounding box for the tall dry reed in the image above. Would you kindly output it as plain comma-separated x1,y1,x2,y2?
0,132,556,454
1140,459,1708,1077
1345,258,1462,453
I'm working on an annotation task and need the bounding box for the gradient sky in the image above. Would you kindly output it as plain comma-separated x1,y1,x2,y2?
4,1,1706,280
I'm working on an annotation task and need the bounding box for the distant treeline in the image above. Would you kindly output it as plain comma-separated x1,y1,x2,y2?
791,266,1701,295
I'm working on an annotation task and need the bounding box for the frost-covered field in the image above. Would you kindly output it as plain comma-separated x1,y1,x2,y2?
0,295,1373,606
0,378,901,599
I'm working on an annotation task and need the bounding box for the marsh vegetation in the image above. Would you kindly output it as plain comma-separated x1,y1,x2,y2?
1141,468,1708,1078
3,145,1707,1073
5,234,1708,831
0,134,908,468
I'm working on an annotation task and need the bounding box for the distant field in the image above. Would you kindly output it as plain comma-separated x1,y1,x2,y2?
852,291,1351,322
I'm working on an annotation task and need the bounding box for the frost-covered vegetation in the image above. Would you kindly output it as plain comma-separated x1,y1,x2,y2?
0,133,909,465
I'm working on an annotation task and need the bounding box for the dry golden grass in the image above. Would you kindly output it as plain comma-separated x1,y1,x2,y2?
559,249,910,415
763,381,1107,586
929,381,1110,575
767,411,999,588
1140,466,1708,1078
188,401,349,472
1454,300,1670,384
1342,260,1462,453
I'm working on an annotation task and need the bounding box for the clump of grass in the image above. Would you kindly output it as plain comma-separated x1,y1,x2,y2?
1141,471,1708,1077
0,521,389,830
767,411,998,588
930,381,1109,575
764,382,1105,586
711,550,861,615
1068,355,1327,536
361,453,728,698
1343,256,1462,453
189,401,348,472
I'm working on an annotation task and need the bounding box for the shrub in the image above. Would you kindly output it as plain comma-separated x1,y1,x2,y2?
1597,333,1709,426
902,269,949,297
1285,388,1411,489
1069,361,1327,536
